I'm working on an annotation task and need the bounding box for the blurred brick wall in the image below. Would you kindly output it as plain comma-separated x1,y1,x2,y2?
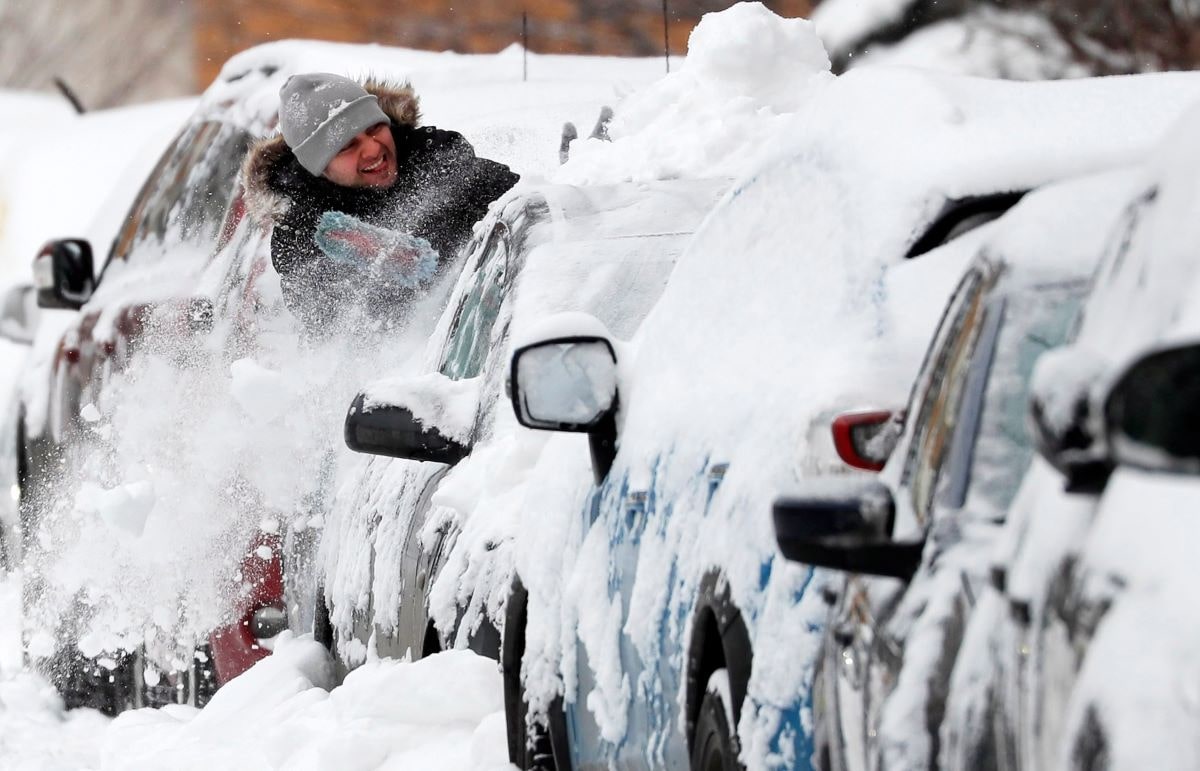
195,0,812,88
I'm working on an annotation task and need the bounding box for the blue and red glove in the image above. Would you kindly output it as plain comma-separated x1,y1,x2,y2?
315,210,439,289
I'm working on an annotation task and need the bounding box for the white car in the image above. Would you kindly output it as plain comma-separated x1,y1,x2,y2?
944,102,1200,771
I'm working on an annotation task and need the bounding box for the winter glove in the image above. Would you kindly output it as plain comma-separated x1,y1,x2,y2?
315,210,439,289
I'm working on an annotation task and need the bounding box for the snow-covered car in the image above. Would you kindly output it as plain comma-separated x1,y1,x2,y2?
498,69,1200,771
769,159,1152,770
10,39,652,715
14,58,291,714
938,104,1200,771
0,97,196,570
325,177,728,673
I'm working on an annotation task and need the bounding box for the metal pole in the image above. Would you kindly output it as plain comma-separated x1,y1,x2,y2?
523,12,529,82
662,0,670,73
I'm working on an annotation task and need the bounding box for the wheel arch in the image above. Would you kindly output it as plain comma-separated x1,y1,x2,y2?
686,570,753,752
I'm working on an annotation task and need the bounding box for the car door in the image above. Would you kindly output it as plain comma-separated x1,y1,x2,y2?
826,264,995,771
374,198,546,658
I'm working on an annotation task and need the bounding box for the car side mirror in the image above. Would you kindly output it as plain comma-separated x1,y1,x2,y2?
344,386,472,466
831,409,902,472
1027,347,1112,493
773,479,922,581
0,284,39,345
510,335,618,483
33,238,95,310
1104,342,1200,474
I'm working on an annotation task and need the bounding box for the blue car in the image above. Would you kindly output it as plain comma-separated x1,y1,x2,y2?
498,69,1200,771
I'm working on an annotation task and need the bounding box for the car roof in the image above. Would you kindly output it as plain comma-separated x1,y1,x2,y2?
518,178,730,243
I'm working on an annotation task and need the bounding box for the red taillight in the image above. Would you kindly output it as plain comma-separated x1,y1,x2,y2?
831,410,898,472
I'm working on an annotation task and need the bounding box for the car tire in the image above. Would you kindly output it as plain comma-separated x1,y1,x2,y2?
512,686,557,770
504,576,570,770
313,585,334,653
691,670,743,771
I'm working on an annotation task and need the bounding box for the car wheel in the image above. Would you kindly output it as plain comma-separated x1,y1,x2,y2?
691,670,742,771
127,645,217,710
53,649,126,715
313,585,334,653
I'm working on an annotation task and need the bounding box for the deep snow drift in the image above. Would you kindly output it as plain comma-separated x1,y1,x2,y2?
0,571,513,770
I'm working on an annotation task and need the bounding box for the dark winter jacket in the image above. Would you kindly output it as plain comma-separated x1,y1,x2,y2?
242,80,519,335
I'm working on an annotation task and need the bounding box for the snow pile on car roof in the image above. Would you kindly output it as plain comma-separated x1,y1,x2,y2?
1072,102,1200,362
555,2,833,184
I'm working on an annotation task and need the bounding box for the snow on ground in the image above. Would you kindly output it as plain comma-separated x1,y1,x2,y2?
0,573,513,770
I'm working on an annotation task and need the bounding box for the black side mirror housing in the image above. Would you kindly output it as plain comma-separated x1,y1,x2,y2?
773,480,922,581
344,392,471,465
1027,347,1112,494
33,238,95,310
1105,342,1200,474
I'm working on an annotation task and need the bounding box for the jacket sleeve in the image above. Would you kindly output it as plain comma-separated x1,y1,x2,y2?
411,127,520,257
270,203,342,334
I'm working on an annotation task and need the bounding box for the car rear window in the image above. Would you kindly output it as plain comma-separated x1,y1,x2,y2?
104,120,251,274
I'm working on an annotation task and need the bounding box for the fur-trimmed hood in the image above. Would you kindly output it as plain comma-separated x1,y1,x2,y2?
241,79,421,222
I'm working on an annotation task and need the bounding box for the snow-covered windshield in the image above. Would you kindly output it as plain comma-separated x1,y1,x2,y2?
954,281,1086,520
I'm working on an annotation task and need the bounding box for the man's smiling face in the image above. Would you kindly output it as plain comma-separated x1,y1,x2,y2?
323,122,398,188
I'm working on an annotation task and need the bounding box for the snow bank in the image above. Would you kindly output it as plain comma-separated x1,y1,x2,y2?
554,3,832,184
99,637,509,770
0,572,511,770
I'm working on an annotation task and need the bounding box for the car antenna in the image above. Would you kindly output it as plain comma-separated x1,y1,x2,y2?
53,77,86,114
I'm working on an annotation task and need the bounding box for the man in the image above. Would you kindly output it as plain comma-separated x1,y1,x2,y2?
243,73,519,335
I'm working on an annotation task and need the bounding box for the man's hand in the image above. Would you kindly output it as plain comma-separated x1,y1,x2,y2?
315,211,439,289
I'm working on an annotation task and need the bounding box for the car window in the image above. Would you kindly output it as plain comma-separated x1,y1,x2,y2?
437,200,547,380
954,283,1085,518
103,120,251,275
902,267,994,525
437,223,512,380
903,274,1085,526
905,191,1026,260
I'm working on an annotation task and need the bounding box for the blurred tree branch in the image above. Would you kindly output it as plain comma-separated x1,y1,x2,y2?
823,0,1200,76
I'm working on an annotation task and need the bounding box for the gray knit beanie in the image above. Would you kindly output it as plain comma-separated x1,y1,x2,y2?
279,73,390,177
